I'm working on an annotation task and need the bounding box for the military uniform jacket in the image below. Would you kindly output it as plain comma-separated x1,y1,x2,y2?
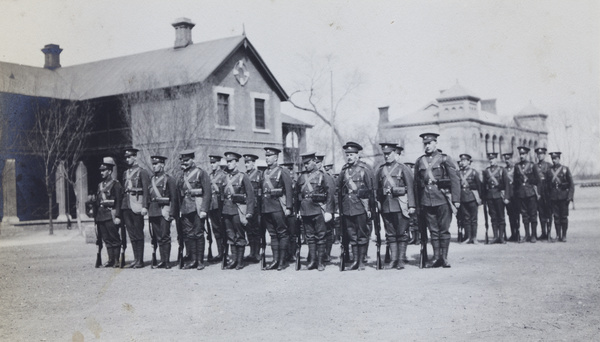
414,151,460,207
147,172,179,218
513,160,540,199
323,171,337,214
375,161,415,214
95,179,123,223
247,168,263,211
121,166,151,213
504,164,515,200
209,169,227,211
482,165,510,200
220,169,255,216
537,160,552,198
177,166,212,215
261,165,292,214
296,169,334,216
545,164,574,201
456,167,481,203
337,162,374,216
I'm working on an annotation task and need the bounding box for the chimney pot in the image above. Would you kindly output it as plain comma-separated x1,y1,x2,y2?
42,44,62,70
172,17,195,49
378,106,390,125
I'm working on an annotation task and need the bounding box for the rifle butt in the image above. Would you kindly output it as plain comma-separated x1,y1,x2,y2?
95,251,102,268
151,251,157,268
120,251,125,268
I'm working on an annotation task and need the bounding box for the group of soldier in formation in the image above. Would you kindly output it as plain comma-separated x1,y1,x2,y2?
91,132,574,271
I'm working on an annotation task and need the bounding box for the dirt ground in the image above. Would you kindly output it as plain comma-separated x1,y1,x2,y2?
1,187,599,342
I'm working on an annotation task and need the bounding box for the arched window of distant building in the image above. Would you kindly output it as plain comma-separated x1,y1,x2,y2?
492,135,497,153
485,134,490,153
511,136,516,154
285,131,298,148
499,136,504,155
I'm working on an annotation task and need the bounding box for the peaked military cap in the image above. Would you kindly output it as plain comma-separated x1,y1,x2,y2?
99,157,115,170
517,146,530,154
280,162,294,170
301,152,317,163
502,152,513,159
535,147,547,154
264,147,282,156
549,152,562,158
224,151,242,161
405,162,415,168
150,155,167,164
243,154,259,162
324,163,333,169
179,149,195,161
396,145,404,153
486,152,498,159
379,142,397,153
460,153,472,160
419,132,439,143
124,148,139,157
315,154,325,162
343,141,363,153
209,155,222,163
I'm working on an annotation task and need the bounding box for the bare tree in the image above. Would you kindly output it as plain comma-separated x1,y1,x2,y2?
547,108,592,177
26,98,94,235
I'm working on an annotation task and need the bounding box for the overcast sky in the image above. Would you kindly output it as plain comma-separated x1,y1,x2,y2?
1,0,598,166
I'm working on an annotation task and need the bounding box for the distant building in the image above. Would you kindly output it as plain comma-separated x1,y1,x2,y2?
378,83,548,169
0,18,310,222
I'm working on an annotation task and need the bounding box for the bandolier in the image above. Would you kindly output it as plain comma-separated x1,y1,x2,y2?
544,152,574,242
208,155,227,261
482,152,511,244
457,154,482,244
535,147,554,241
513,146,541,242
502,152,521,242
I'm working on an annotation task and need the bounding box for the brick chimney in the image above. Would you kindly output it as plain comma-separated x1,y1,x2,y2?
378,106,390,125
172,18,195,49
42,44,62,70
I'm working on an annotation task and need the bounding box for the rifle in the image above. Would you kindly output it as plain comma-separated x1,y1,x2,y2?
260,221,266,270
119,223,127,268
175,215,184,269
373,207,383,270
149,223,158,268
415,183,428,269
95,224,103,268
205,217,213,261
483,200,490,244
384,245,391,263
295,217,302,271
339,215,347,272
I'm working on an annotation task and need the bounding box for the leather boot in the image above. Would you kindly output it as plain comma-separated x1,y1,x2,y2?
211,242,223,262
103,247,115,267
325,234,333,263
184,240,198,269
132,241,144,268
554,220,562,242
388,242,398,269
127,242,138,268
441,240,451,268
266,240,279,270
461,223,470,244
408,231,417,245
197,239,205,270
524,223,531,242
561,221,568,242
164,244,171,269
317,245,326,271
349,245,360,270
397,242,407,270
358,245,367,270
471,223,479,244
530,222,537,243
236,246,245,270
540,222,547,241
426,240,442,268
307,244,318,270
287,236,297,263
499,224,506,244
244,239,259,263
414,230,421,245
114,247,121,268
277,246,288,271
157,247,166,269
226,245,238,269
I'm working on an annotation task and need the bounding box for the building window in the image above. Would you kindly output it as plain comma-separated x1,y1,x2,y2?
217,93,230,126
254,98,265,129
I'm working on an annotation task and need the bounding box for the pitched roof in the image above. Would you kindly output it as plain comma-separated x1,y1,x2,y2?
281,113,313,128
516,101,544,116
436,83,480,102
0,35,288,101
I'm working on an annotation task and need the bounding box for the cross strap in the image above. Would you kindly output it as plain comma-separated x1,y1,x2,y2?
382,163,401,188
125,167,140,191
551,166,564,184
263,167,281,190
151,174,166,198
225,173,244,195
460,168,473,188
301,171,322,193
421,154,442,183
99,179,115,201
184,168,200,192
344,167,364,192
486,167,500,186
518,163,531,184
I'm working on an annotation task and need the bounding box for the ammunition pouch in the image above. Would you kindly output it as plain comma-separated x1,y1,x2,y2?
100,199,115,208
357,188,370,199
188,188,203,197
155,197,170,205
269,188,283,198
126,188,143,196
311,193,327,203
391,186,406,197
437,179,451,190
232,193,247,204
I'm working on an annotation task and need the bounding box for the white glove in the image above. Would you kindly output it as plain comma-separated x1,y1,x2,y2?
324,212,333,223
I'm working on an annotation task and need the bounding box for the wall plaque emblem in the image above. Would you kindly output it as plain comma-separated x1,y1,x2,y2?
233,60,250,86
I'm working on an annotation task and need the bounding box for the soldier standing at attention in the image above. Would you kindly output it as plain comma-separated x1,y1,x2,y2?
545,152,574,242
535,147,553,241
482,153,510,244
337,142,375,271
296,152,334,270
221,152,255,270
457,154,482,244
315,154,337,263
404,162,420,245
121,148,151,268
502,152,521,242
261,148,292,270
281,161,301,256
208,155,227,261
513,146,541,242
414,133,460,268
147,156,178,269
177,150,211,270
243,154,263,263
375,143,415,269
95,157,123,268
